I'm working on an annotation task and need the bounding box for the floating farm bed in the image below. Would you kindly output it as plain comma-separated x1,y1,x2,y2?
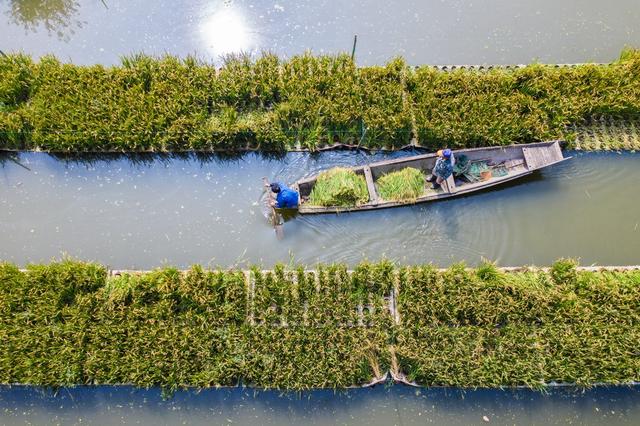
0,260,639,390
394,262,640,387
2,49,640,152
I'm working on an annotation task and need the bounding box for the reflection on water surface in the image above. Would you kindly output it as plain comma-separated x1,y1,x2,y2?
199,2,259,58
6,0,82,40
2,0,640,65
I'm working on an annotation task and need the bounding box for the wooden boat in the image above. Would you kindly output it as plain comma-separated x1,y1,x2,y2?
293,141,569,214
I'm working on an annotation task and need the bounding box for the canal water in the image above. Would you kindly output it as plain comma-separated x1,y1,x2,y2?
2,0,640,66
1,150,639,269
1,385,639,425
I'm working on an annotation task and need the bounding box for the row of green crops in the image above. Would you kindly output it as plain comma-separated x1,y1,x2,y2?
571,119,640,151
1,259,639,390
1,49,640,152
395,262,640,387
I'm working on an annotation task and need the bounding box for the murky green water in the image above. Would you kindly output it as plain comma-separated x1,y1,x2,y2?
2,0,640,65
1,385,639,425
1,150,639,268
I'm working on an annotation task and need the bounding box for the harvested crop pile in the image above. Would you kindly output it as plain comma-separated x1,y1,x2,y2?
308,167,369,207
376,167,426,201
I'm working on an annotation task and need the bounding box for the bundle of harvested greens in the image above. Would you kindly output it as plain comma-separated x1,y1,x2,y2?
376,167,426,201
308,167,369,207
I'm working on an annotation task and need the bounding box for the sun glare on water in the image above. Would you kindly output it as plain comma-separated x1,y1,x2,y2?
199,5,258,58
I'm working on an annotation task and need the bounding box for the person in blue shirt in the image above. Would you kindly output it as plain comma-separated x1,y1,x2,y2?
269,182,299,209
427,149,455,190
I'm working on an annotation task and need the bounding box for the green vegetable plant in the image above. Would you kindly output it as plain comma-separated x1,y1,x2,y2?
2,49,640,152
0,259,638,390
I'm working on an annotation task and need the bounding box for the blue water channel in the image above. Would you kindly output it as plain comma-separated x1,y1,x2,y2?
1,150,639,269
2,0,640,66
1,385,639,425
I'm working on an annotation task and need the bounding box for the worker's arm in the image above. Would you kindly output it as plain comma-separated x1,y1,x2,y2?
263,177,279,207
274,191,288,208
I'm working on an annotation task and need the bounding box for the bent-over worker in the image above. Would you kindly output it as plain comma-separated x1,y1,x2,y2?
427,149,455,190
269,182,299,208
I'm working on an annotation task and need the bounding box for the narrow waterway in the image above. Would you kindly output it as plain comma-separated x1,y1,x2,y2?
1,150,639,268
1,385,639,425
2,0,640,65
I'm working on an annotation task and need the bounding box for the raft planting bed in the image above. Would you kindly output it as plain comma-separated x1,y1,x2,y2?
2,49,640,152
1,260,638,391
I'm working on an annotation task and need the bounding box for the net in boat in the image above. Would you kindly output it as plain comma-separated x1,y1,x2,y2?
453,154,508,182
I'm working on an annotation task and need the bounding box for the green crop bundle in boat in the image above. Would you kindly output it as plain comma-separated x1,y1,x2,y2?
308,167,369,207
376,167,426,201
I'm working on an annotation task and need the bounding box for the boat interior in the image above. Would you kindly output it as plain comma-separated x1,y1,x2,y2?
296,141,566,210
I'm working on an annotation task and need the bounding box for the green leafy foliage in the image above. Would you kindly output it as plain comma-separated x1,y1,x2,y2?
2,50,640,151
245,263,390,388
550,258,579,286
410,52,640,149
0,53,33,106
395,264,640,386
1,260,639,389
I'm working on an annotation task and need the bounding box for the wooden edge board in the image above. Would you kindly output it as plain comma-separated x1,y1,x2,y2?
363,166,380,204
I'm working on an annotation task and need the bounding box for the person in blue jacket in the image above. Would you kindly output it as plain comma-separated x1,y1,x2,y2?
269,182,299,209
427,149,455,190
